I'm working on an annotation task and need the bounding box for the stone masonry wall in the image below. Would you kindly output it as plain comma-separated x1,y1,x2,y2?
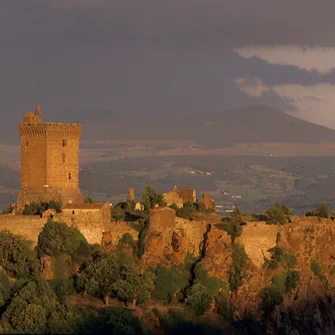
0,215,46,247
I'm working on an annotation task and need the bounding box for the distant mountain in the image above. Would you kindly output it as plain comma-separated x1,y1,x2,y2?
81,105,335,147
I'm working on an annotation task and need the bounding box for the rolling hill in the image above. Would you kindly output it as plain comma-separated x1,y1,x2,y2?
79,105,335,147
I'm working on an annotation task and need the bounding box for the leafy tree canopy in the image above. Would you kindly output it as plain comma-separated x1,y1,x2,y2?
0,231,40,279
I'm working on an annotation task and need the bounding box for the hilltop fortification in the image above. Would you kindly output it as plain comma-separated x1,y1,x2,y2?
17,105,83,209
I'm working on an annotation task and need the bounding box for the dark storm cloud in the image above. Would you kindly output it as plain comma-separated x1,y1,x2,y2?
1,0,335,47
0,0,334,142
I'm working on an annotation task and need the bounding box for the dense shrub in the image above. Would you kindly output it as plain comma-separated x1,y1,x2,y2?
272,271,300,293
215,291,234,322
259,287,283,313
0,231,40,279
193,264,220,297
22,201,62,216
263,246,296,269
185,284,212,316
305,203,330,219
265,202,291,225
175,206,196,220
37,219,88,259
228,244,248,292
79,307,143,335
158,309,203,335
153,264,190,303
141,185,165,211
311,259,328,288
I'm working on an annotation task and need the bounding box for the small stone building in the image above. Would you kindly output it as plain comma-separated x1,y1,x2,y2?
163,185,196,208
58,202,111,244
199,192,216,211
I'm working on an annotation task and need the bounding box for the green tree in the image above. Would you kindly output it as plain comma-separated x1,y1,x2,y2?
259,287,283,313
79,307,143,335
112,268,156,307
185,284,212,316
231,207,242,223
37,219,88,259
0,231,40,279
76,252,122,305
153,264,190,303
84,196,95,203
228,244,248,294
263,246,296,270
111,205,126,222
0,279,57,334
193,264,220,297
265,201,291,225
141,185,164,211
316,203,329,218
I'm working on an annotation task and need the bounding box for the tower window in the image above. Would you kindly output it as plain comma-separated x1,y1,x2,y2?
62,153,65,163
26,141,28,146
62,139,67,147
68,172,72,180
72,210,75,215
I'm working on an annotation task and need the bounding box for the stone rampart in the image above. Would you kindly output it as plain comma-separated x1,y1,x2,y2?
238,222,278,267
0,215,46,246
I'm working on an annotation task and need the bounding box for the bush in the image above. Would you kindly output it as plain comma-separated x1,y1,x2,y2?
141,185,165,211
185,284,212,316
84,196,95,203
22,201,62,216
0,271,10,305
175,207,196,220
137,221,149,258
2,205,14,214
153,264,190,303
305,203,330,219
272,271,299,293
215,292,234,322
193,264,220,297
228,244,248,292
251,214,268,222
263,246,296,269
259,287,283,313
311,259,328,288
159,309,203,335
37,220,88,259
0,231,40,279
216,222,242,243
265,202,291,225
111,206,126,222
49,278,76,303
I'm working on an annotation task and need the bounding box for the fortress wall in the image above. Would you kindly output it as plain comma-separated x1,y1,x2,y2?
149,207,176,232
162,191,183,208
0,215,46,246
238,222,278,267
175,218,207,257
103,221,139,245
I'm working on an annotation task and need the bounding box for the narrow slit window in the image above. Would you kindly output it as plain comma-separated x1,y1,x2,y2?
62,153,65,163
72,211,75,215
26,141,28,146
68,172,72,180
62,139,67,147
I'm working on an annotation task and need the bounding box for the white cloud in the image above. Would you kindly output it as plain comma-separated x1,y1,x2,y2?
235,46,335,73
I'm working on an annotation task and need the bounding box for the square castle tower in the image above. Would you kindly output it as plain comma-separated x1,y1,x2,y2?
17,105,84,210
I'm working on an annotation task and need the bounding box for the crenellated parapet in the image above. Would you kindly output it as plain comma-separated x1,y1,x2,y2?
18,122,82,138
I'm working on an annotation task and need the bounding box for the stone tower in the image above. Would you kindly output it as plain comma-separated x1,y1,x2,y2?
17,105,84,210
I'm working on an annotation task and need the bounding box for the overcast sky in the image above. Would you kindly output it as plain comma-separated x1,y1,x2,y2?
1,0,335,140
